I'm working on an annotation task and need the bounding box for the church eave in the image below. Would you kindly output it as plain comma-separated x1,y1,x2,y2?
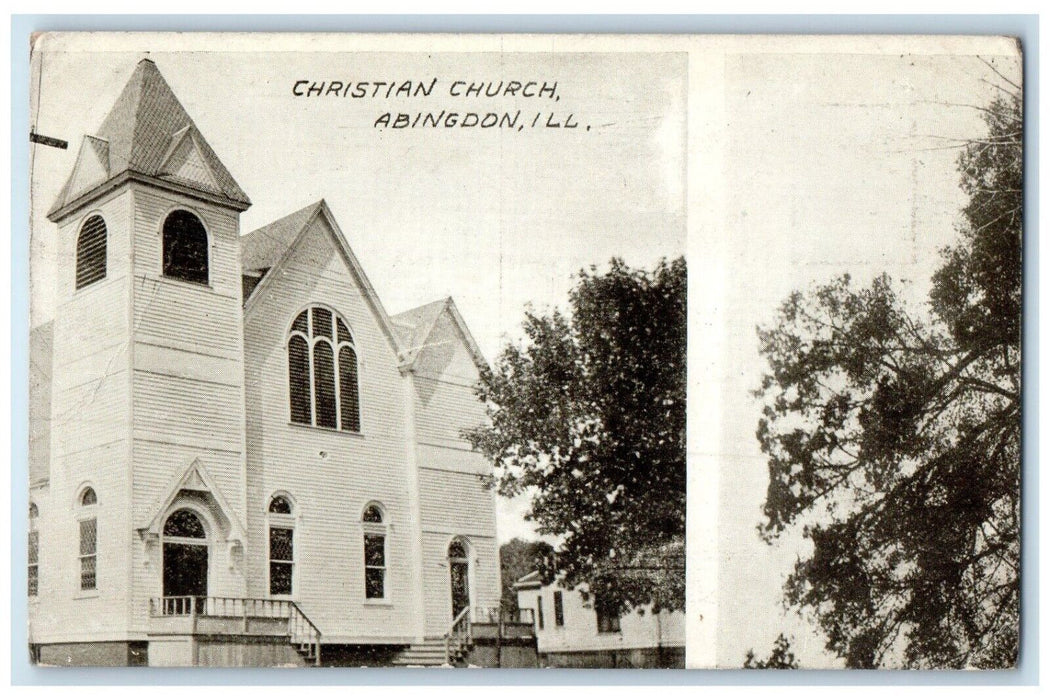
47,170,252,223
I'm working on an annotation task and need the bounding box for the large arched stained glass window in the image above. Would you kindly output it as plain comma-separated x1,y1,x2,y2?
76,214,107,289
287,306,361,432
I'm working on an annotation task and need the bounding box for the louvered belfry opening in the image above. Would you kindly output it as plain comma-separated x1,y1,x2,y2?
75,215,107,289
163,210,209,284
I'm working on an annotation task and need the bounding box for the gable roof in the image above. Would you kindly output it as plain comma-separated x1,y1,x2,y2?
48,58,250,220
389,298,449,365
240,200,324,275
241,199,403,359
390,297,490,373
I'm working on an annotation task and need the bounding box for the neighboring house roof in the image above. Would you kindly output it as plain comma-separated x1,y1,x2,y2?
48,58,250,220
512,570,543,591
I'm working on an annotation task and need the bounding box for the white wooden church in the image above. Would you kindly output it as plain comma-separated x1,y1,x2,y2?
28,58,502,667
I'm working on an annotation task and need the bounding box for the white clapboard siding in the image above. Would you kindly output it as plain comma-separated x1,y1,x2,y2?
418,468,498,536
420,531,500,638
35,188,137,644
243,213,418,640
519,585,686,655
128,183,250,631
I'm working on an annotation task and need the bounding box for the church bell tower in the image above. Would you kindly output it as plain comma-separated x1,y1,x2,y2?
40,58,252,654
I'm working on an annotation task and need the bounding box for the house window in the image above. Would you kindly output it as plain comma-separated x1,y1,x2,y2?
28,503,39,597
288,306,360,431
536,595,544,630
268,496,295,596
75,214,107,289
78,488,98,591
362,503,386,600
595,595,621,634
162,210,209,284
554,590,565,627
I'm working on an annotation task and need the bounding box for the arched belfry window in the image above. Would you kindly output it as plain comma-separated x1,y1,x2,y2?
162,210,209,284
288,306,361,432
76,215,107,289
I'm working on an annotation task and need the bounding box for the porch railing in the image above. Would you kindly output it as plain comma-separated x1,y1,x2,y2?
149,596,321,666
472,606,535,625
443,605,472,666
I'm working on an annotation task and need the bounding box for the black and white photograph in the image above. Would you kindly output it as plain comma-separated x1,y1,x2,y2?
27,33,687,668
24,31,1025,674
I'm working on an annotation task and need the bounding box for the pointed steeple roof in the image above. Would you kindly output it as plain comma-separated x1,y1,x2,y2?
48,59,250,220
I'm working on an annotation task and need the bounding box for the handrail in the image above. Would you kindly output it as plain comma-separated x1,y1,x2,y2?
443,606,472,666
288,601,322,667
149,596,321,666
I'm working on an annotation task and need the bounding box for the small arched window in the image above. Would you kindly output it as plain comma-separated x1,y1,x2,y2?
267,495,295,596
77,487,98,591
28,502,39,597
269,495,293,514
288,306,361,432
163,509,206,539
76,215,107,289
162,210,209,284
362,502,386,600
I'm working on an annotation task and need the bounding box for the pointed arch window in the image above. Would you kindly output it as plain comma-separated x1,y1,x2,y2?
162,210,209,284
288,306,361,432
76,215,107,289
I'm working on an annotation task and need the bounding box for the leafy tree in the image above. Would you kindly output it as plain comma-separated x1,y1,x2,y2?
499,538,555,616
755,89,1021,669
744,634,800,669
467,257,686,613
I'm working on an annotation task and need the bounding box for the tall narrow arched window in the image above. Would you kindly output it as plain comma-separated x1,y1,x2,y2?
76,214,107,289
268,495,295,596
288,306,361,431
162,210,209,284
78,487,98,591
28,503,39,597
362,503,386,600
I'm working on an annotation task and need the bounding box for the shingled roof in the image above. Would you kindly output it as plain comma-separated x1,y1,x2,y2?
240,200,324,275
48,58,250,219
389,298,450,364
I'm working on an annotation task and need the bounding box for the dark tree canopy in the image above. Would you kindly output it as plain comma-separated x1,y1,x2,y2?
755,90,1021,668
499,538,556,615
467,257,686,613
744,634,800,670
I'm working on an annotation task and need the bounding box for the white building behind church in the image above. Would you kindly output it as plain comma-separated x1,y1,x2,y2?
28,58,503,667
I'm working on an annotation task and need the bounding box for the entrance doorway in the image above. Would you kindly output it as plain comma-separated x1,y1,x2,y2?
448,538,471,619
162,509,209,613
